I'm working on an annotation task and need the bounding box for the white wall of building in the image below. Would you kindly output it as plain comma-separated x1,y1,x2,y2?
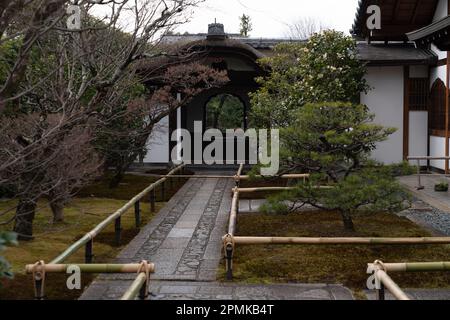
409,111,428,165
361,66,404,164
143,116,169,163
430,136,446,170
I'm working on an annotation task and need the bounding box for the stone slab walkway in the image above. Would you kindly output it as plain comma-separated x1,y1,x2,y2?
80,175,353,300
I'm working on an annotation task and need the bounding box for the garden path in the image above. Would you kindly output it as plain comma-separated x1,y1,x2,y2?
80,174,353,300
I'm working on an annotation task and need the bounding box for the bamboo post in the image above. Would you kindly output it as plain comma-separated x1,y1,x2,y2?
223,234,234,281
376,282,385,301
85,239,93,264
417,159,424,190
115,216,121,246
234,163,244,187
150,188,156,213
31,261,46,300
134,201,141,228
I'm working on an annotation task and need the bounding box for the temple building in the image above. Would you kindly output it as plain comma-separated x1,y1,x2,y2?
142,0,449,172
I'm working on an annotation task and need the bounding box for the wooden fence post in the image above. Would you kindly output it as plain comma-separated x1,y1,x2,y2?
376,282,385,301
85,239,93,263
150,189,156,213
115,216,122,246
161,181,165,202
135,201,141,228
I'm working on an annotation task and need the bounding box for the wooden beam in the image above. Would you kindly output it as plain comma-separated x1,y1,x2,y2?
446,0,449,174
403,66,410,161
446,50,449,174
411,0,423,24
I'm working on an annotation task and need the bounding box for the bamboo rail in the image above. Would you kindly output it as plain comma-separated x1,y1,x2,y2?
367,260,450,300
230,236,450,245
228,188,240,236
407,156,450,190
120,272,148,300
51,164,185,264
374,269,410,300
368,261,450,273
25,263,155,274
27,261,154,300
158,173,309,180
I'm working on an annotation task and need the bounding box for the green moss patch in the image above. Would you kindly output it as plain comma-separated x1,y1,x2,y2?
221,211,450,298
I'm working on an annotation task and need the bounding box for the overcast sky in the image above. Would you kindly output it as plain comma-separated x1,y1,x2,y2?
175,0,360,38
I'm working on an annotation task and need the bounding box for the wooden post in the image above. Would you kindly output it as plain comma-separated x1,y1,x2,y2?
225,242,234,281
446,49,450,174
139,281,148,300
403,66,410,161
115,216,121,246
85,239,93,263
161,181,165,202
376,282,385,301
417,159,424,190
135,201,141,228
150,189,156,213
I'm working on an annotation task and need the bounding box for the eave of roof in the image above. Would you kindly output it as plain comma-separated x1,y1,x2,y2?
356,43,437,66
351,0,439,41
407,15,450,50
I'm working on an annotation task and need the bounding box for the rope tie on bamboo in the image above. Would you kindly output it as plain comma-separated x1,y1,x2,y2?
374,260,387,272
137,260,150,297
223,234,235,256
32,260,46,299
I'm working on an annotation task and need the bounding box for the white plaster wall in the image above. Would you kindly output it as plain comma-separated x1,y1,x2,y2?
433,0,448,22
431,65,447,86
430,136,446,170
361,66,404,164
143,116,169,163
409,111,428,166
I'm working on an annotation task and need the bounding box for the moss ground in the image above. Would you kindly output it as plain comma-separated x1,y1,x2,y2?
220,210,450,299
0,173,187,300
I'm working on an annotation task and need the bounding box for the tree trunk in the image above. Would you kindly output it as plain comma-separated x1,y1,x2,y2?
341,211,355,231
50,199,65,223
109,168,125,189
13,197,37,240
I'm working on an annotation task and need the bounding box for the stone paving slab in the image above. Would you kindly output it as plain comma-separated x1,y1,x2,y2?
81,176,234,299
80,280,354,300
365,289,450,300
80,174,356,301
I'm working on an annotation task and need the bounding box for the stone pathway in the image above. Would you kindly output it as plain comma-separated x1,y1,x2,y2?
80,175,353,300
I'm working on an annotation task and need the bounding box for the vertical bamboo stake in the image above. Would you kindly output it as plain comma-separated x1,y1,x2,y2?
161,181,165,202
85,239,93,263
377,283,385,301
223,234,235,280
150,189,156,213
417,159,424,190
134,201,141,228
115,216,121,246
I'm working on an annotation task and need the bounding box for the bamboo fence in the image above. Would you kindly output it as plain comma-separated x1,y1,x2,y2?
50,164,185,264
25,164,185,300
407,156,450,189
26,261,154,300
223,166,450,281
366,260,450,300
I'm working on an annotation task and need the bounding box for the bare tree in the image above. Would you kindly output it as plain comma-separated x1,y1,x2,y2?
0,0,210,239
285,17,327,40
